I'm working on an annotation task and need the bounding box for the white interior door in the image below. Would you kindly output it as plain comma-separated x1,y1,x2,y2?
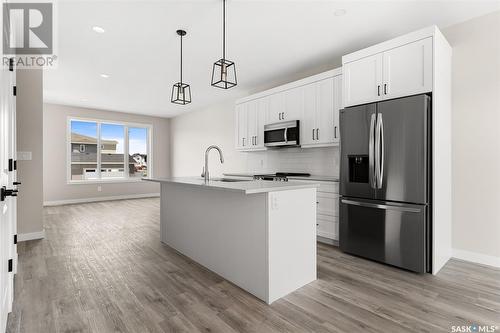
0,62,14,333
7,62,17,313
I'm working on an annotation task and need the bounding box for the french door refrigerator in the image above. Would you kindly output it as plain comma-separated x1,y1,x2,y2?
339,94,431,273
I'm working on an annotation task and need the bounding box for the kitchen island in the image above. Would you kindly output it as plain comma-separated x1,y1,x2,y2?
144,177,319,304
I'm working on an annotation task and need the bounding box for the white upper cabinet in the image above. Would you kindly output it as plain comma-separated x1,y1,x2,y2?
343,53,383,107
235,103,248,149
236,68,342,150
343,37,433,107
332,75,342,143
236,98,266,151
301,83,317,146
283,87,303,121
382,37,433,100
267,93,285,123
301,76,342,148
316,77,335,145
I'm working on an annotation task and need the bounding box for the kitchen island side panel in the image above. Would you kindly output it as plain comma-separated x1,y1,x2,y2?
267,188,317,303
161,182,269,301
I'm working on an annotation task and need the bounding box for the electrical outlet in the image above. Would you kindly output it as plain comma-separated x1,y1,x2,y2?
97,186,102,192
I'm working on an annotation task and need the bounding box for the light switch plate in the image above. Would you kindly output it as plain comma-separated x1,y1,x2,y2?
17,151,32,161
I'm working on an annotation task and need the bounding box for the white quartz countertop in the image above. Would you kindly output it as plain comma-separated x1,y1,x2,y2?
223,173,339,182
143,177,319,194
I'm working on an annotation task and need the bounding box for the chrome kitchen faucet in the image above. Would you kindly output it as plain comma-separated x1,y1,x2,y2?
202,145,224,183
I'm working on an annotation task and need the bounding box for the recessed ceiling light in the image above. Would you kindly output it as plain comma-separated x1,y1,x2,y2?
100,73,110,78
334,9,347,16
92,26,105,33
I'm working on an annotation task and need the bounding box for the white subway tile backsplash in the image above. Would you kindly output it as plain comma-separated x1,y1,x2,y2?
243,146,339,176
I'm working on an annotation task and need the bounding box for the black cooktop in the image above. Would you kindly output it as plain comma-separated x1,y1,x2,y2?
254,172,311,178
275,172,311,177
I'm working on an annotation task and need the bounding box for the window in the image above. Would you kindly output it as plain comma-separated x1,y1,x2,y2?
69,118,152,182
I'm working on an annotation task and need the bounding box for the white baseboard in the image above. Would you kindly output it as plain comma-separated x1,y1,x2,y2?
43,193,160,207
18,230,45,242
452,248,500,268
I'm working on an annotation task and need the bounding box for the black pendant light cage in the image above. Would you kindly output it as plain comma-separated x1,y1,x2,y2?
211,0,237,89
172,29,192,105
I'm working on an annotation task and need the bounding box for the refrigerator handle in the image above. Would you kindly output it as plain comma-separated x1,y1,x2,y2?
376,113,384,189
369,113,376,189
341,199,421,213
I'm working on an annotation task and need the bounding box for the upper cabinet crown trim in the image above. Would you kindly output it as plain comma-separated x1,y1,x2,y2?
236,68,342,105
342,25,450,64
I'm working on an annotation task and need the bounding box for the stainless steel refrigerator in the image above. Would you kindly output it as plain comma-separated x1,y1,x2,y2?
339,94,431,273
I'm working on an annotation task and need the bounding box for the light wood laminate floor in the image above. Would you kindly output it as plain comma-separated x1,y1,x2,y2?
6,198,500,333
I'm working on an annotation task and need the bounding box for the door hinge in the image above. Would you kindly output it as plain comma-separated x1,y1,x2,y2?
8,259,13,272
14,234,17,245
13,86,16,96
9,58,14,72
8,158,13,172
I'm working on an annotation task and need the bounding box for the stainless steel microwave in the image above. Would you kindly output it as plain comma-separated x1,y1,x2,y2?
264,120,300,147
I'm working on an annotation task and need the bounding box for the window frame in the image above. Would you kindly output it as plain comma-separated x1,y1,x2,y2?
67,117,153,184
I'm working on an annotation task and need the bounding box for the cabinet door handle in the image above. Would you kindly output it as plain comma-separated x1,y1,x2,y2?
242,138,245,146
312,129,315,140
281,112,285,120
334,126,337,139
384,83,387,95
377,85,380,96
316,128,319,140
255,136,258,145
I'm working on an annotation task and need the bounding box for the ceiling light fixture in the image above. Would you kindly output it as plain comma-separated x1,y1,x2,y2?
211,0,237,89
334,9,347,16
100,73,110,78
92,26,105,33
171,29,192,105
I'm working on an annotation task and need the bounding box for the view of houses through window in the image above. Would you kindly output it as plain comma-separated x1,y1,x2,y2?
70,119,150,181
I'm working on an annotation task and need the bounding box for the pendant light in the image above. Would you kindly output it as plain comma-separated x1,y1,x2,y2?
211,0,237,89
171,29,192,105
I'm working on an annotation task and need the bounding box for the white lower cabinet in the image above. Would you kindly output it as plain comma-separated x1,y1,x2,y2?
293,179,339,242
317,215,338,241
316,188,339,242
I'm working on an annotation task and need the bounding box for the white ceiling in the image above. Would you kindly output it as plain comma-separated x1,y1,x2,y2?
43,0,500,118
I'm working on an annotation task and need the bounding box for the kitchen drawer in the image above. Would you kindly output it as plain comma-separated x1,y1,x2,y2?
317,182,339,194
317,215,338,240
317,192,339,217
289,179,339,194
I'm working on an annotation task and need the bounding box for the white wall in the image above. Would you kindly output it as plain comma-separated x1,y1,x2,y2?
43,103,170,204
443,11,500,263
169,101,339,179
17,69,44,236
